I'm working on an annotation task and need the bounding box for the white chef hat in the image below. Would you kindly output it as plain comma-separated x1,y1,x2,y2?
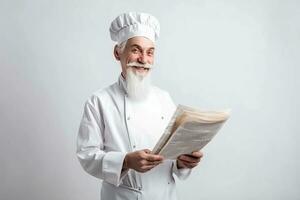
109,12,160,44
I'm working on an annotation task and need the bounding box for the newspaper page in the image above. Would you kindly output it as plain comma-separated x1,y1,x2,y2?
152,105,230,159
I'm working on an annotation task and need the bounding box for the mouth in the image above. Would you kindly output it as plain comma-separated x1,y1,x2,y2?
132,66,151,72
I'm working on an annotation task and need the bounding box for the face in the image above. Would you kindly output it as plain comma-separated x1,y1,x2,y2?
115,36,155,77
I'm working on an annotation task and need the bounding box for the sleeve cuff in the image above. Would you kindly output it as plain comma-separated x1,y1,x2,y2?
172,160,192,180
102,151,128,186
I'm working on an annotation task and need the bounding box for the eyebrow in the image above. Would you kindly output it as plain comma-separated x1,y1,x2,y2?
129,44,155,51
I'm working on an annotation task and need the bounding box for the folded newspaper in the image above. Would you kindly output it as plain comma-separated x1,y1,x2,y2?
152,105,230,159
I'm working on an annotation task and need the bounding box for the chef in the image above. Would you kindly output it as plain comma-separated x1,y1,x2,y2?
77,12,203,200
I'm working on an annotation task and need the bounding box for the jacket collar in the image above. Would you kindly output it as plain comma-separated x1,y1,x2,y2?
118,73,128,95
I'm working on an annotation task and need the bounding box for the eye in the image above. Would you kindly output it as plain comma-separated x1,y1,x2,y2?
147,50,154,56
131,48,139,54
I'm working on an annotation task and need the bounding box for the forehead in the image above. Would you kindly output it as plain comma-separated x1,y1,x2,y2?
126,36,155,49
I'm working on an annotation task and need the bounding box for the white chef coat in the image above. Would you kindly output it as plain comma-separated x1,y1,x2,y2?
77,75,191,200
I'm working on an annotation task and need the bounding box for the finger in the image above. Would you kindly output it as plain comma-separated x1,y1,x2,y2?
185,154,202,162
141,149,163,160
178,155,200,163
182,152,202,159
143,160,163,166
140,164,156,172
186,152,203,159
180,160,198,168
140,158,163,166
186,162,198,168
145,154,164,162
191,151,204,158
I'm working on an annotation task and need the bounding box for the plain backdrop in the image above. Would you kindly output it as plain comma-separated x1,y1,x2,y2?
0,0,299,199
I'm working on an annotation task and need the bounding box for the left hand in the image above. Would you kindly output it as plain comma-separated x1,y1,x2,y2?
177,151,204,169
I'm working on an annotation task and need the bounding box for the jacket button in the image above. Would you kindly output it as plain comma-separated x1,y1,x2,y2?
133,145,136,149
161,116,164,120
127,116,130,120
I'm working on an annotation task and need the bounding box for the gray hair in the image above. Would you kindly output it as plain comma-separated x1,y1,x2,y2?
116,40,128,54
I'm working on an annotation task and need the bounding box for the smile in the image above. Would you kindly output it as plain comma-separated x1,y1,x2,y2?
132,66,150,71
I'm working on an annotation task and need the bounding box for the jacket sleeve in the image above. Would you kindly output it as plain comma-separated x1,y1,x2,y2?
172,160,192,180
76,97,128,186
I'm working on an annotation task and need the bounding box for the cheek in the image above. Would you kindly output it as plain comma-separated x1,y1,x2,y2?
149,57,154,64
126,54,139,62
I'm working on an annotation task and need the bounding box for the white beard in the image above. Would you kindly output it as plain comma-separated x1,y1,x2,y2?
126,67,152,101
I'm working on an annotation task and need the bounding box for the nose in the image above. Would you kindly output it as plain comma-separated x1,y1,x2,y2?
137,52,147,64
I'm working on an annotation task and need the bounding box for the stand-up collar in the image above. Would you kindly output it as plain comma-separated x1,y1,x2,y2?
118,73,128,95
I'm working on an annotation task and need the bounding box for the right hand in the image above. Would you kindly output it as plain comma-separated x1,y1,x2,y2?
123,149,164,173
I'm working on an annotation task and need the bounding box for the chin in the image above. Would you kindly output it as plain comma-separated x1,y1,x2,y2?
134,69,151,77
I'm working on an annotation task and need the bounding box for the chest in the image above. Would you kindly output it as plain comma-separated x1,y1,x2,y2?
102,91,171,152
125,93,168,150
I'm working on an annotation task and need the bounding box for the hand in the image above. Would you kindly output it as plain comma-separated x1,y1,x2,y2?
177,151,203,169
123,149,164,173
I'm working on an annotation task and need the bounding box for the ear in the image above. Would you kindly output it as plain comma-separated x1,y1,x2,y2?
113,45,121,61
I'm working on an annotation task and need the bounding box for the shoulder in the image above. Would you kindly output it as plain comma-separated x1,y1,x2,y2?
151,85,176,108
152,85,173,101
85,82,120,109
151,85,177,118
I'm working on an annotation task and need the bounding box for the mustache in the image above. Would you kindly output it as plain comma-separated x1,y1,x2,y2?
127,62,153,69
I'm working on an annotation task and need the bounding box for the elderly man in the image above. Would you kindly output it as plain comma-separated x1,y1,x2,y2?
77,12,203,200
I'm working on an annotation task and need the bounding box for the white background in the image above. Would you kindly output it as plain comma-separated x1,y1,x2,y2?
0,0,299,199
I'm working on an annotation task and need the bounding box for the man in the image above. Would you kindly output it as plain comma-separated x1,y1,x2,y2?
77,12,203,200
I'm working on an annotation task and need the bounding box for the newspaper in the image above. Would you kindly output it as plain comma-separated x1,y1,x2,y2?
152,105,230,159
